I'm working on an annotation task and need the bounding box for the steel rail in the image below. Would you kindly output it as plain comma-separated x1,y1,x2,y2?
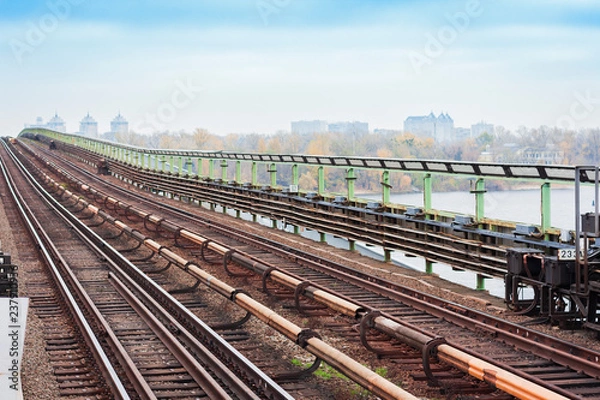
7,140,296,400
19,139,600,399
22,142,600,381
0,141,133,400
30,160,584,400
19,143,422,400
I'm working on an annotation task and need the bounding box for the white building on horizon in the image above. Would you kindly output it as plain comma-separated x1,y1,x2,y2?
327,121,369,136
471,121,494,138
404,112,454,142
79,113,98,137
110,112,129,134
25,113,66,133
291,120,328,134
47,112,66,133
25,116,45,129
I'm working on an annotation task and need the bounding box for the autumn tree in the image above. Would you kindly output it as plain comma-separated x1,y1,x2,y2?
193,128,212,150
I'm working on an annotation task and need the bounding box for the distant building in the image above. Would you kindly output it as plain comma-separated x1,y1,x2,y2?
291,120,328,134
327,121,369,135
47,113,66,133
520,147,564,165
454,127,471,140
25,116,46,129
110,112,129,134
79,113,98,137
471,121,494,138
403,112,454,142
25,113,66,132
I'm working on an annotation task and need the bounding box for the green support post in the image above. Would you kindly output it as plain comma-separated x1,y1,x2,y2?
426,260,433,274
382,170,391,204
252,162,258,186
347,168,356,200
476,274,486,291
196,157,202,177
169,156,175,173
178,156,184,176
208,159,215,179
384,249,392,263
541,182,551,238
236,161,242,183
269,163,277,187
349,240,356,251
292,164,299,186
474,178,486,221
162,156,167,172
318,166,325,194
423,174,432,215
221,160,228,181
320,232,326,243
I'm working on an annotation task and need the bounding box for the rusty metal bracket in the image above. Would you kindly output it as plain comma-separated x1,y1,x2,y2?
117,239,143,253
123,205,140,222
422,336,447,387
210,309,252,330
169,279,201,294
173,228,195,249
200,240,220,264
87,214,107,228
359,310,401,357
144,261,173,274
102,228,125,240
261,266,276,294
261,267,293,298
143,214,162,233
129,250,156,263
69,199,87,213
294,281,328,314
103,197,117,211
273,355,322,383
77,209,96,220
297,328,322,348
94,191,106,203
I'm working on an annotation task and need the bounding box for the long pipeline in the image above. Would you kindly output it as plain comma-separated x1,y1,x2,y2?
25,147,575,400
28,165,418,400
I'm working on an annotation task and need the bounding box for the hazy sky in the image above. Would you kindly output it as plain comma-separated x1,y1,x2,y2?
1,0,599,135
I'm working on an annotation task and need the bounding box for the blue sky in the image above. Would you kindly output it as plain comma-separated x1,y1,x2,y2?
1,0,599,136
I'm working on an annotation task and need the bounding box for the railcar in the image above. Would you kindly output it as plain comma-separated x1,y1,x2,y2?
505,216,600,334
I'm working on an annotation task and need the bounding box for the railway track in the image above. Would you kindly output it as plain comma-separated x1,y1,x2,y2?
0,140,306,399
16,138,600,399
